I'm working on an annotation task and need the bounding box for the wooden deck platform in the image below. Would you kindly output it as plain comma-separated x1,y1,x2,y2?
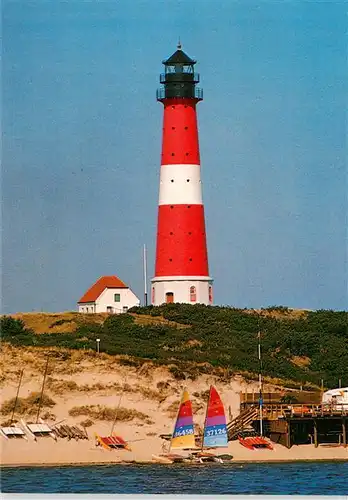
251,405,347,448
232,392,348,448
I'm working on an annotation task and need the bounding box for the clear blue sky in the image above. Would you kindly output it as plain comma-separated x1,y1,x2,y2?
3,0,346,313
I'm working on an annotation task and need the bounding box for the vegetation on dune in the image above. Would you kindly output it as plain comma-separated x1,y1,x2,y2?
44,376,169,401
9,312,108,334
1,392,56,417
165,400,181,417
1,304,347,389
68,405,153,423
192,389,211,401
46,378,80,393
166,398,203,418
40,411,56,421
79,418,94,428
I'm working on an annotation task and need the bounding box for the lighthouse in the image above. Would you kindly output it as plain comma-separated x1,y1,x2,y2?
151,44,213,306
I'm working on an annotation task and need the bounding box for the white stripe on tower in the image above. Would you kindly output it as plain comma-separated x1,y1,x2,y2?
159,164,202,205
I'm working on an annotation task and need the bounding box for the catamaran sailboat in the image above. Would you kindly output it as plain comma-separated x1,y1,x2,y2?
153,386,232,464
21,418,57,441
191,385,232,463
0,425,27,441
153,387,195,463
0,370,28,441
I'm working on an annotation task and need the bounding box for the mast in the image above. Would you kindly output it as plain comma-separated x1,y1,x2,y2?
110,383,126,435
169,386,185,453
201,385,212,451
143,244,148,306
36,356,49,423
10,369,24,424
258,316,263,437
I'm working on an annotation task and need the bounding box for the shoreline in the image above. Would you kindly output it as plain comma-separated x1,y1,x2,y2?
2,457,347,468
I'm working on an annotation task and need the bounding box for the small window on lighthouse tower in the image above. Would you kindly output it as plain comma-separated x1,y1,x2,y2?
190,286,197,303
209,285,213,304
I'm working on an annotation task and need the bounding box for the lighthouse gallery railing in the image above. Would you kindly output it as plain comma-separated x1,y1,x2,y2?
156,87,203,100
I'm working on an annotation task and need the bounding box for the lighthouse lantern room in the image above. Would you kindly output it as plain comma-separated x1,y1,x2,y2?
151,44,213,306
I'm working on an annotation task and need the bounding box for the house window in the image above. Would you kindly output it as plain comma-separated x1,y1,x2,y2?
209,285,213,304
190,286,196,302
152,287,155,304
107,306,113,313
114,293,120,302
123,306,128,313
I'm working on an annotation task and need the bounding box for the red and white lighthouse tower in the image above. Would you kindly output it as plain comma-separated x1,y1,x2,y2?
151,44,213,306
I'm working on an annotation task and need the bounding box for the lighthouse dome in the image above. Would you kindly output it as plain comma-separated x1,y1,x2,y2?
162,48,196,66
157,44,201,101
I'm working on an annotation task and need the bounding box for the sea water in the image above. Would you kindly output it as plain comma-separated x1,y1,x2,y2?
1,462,347,495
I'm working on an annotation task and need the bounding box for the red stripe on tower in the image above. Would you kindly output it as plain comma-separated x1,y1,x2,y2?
151,43,213,306
161,99,200,165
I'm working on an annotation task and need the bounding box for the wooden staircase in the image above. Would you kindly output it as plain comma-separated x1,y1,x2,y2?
227,405,260,441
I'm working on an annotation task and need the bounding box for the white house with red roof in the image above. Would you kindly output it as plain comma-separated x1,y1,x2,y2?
78,276,140,314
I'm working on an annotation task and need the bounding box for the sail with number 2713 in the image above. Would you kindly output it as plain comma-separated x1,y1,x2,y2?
202,386,228,448
170,387,196,450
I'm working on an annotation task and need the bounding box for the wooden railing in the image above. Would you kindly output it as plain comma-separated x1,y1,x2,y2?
240,391,322,405
227,405,259,440
261,403,348,420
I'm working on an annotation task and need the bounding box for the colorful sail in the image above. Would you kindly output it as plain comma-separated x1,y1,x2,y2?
202,386,228,448
170,387,195,450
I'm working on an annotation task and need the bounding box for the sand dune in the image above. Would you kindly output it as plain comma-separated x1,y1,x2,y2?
1,344,347,466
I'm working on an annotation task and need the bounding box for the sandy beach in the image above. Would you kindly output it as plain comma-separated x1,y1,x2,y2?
1,433,347,467
1,344,347,467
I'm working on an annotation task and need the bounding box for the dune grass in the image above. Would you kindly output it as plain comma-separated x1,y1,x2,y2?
68,405,153,424
45,375,169,403
79,418,94,428
1,392,56,416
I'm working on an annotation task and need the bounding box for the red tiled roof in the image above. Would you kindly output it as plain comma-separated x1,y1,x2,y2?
78,276,128,303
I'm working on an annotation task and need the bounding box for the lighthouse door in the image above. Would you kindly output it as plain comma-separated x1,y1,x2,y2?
165,292,174,303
